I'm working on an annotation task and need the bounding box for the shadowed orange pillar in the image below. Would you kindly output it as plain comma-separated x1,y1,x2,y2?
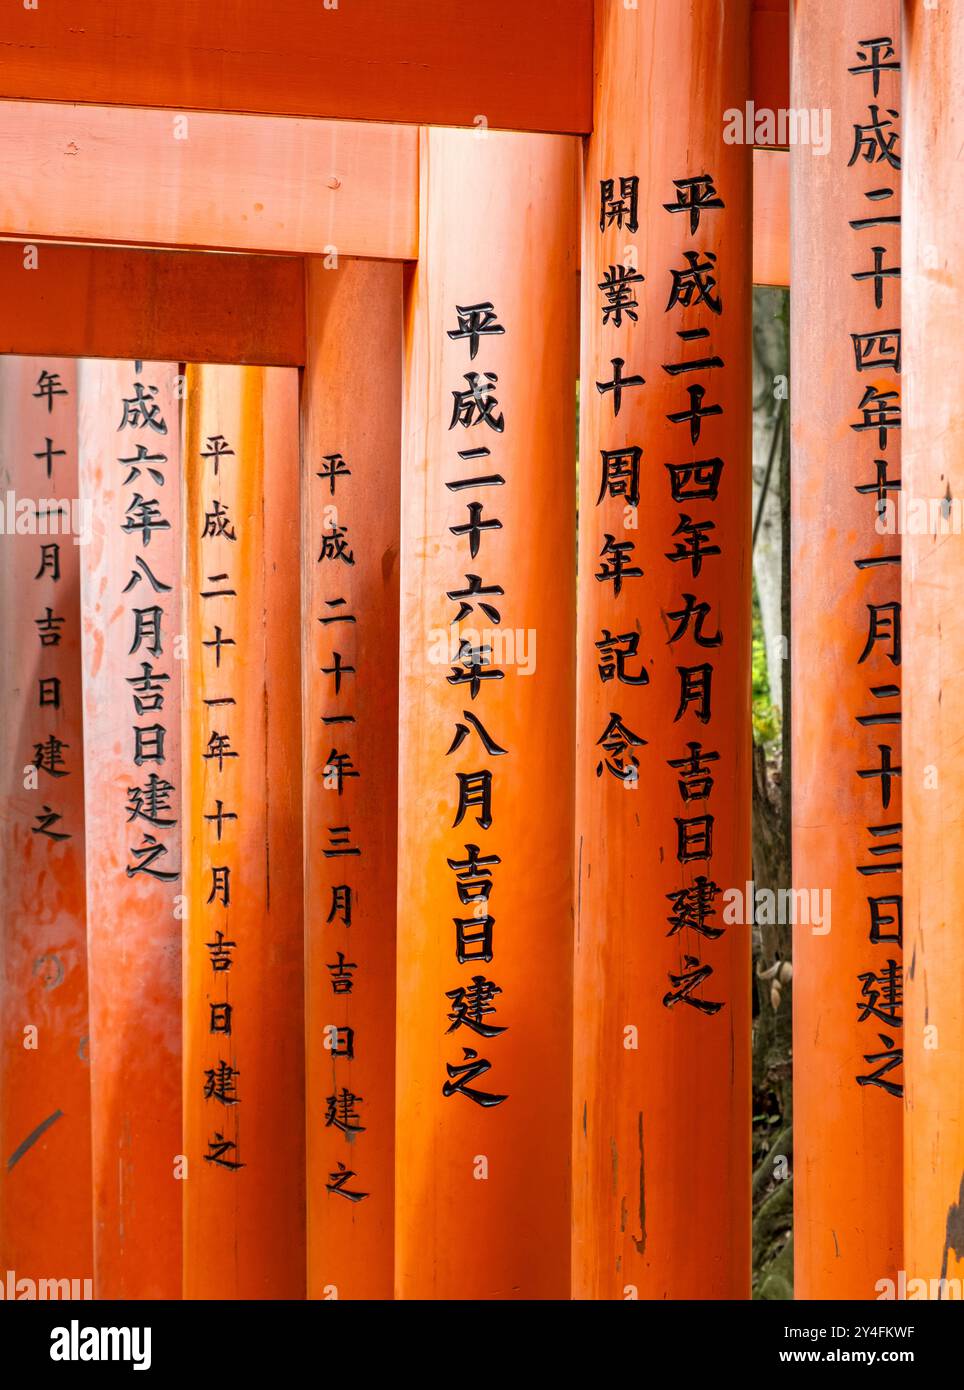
573,1,752,1300
791,1,903,1297
903,0,964,1299
0,356,93,1286
302,258,401,1300
395,128,579,1300
182,364,306,1299
78,359,182,1298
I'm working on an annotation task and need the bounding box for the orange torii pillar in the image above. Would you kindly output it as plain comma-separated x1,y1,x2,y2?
573,1,752,1299
395,128,579,1300
78,359,182,1298
0,356,93,1287
791,2,903,1298
903,0,964,1299
302,258,401,1300
182,364,306,1299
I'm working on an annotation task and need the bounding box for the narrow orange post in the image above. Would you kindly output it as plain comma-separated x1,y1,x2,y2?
77,359,182,1298
0,356,93,1288
791,1,903,1298
182,364,306,1299
903,0,964,1300
395,128,579,1299
302,258,401,1300
573,0,752,1299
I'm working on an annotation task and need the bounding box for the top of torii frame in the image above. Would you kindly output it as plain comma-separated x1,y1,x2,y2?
0,1,791,300
0,0,788,134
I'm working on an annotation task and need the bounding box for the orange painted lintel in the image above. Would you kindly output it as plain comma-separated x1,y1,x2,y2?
0,102,417,262
0,2,784,139
0,1,593,135
0,242,305,365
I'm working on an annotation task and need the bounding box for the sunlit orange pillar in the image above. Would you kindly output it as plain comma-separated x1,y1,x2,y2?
903,0,964,1298
78,359,182,1298
182,364,306,1299
302,258,401,1300
573,1,752,1299
0,357,93,1286
792,1,903,1297
395,128,579,1299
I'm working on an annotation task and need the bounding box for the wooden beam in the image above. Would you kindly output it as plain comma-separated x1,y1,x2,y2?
0,103,417,261
0,0,788,140
791,0,903,1298
0,1,593,135
903,0,964,1299
0,243,305,365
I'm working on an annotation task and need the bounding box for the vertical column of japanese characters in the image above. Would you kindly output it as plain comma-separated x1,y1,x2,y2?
848,39,904,1097
29,368,78,843
117,365,180,932
442,304,510,1109
1,357,93,1286
195,428,245,1167
593,175,732,1012
77,359,183,1300
657,182,731,1009
314,448,368,1200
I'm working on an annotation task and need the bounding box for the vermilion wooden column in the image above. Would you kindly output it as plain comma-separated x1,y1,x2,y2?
0,357,92,1285
903,0,964,1298
182,364,306,1298
792,1,903,1297
573,1,752,1299
78,359,182,1298
395,128,579,1299
302,258,401,1300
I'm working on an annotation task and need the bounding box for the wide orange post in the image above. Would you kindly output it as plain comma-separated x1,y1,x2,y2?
395,128,579,1299
572,1,752,1299
77,359,182,1298
903,0,964,1300
302,258,401,1300
791,2,903,1297
181,364,306,1299
0,356,93,1288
